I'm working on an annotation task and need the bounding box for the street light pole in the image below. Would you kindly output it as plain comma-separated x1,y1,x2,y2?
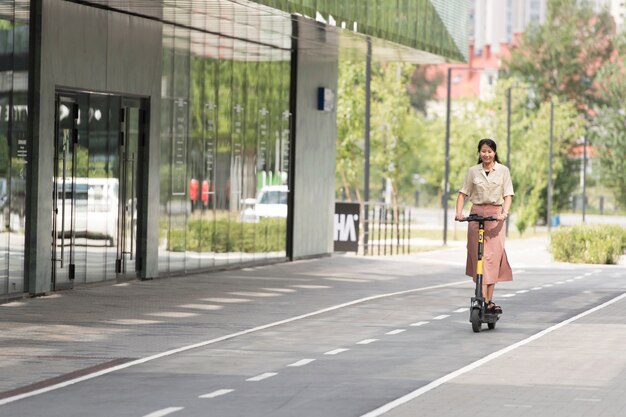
547,100,554,232
582,133,587,223
443,67,452,246
505,87,511,237
363,37,372,254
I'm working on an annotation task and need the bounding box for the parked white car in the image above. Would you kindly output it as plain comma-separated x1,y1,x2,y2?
241,185,288,223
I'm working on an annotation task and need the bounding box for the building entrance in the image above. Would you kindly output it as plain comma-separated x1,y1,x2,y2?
52,91,146,289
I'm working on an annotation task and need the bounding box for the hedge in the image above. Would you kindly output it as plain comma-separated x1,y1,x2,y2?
549,224,626,264
165,218,286,253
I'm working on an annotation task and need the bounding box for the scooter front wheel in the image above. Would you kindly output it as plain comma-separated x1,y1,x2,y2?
470,308,481,333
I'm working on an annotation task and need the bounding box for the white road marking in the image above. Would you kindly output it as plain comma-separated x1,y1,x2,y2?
555,281,565,284
201,297,250,303
585,272,594,276
453,308,468,313
501,293,516,298
566,279,574,282
516,290,529,294
142,407,184,417
113,283,130,287
288,359,316,367
1,302,26,307
531,287,543,290
291,285,331,289
228,291,281,297
325,277,369,283
503,404,532,408
574,276,583,280
199,389,234,399
106,319,162,325
544,284,554,287
146,312,198,318
574,398,601,402
410,321,429,327
179,304,223,311
325,348,350,355
433,315,450,320
357,339,379,345
246,372,278,382
360,292,626,417
0,279,467,406
262,288,296,293
386,329,406,335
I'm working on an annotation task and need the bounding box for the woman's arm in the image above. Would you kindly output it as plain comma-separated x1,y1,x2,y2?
497,195,512,221
455,192,467,221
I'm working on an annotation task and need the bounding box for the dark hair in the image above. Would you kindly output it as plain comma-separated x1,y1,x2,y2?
476,138,501,164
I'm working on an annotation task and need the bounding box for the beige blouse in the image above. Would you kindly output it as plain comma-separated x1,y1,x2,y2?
459,162,514,205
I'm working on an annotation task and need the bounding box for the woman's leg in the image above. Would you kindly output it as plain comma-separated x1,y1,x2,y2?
483,283,495,303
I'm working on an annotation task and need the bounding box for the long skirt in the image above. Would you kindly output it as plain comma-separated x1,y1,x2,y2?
465,204,513,284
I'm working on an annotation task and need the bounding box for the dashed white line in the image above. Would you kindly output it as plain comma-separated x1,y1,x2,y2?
106,319,162,325
288,359,316,367
246,372,278,382
566,279,574,282
146,312,198,318
501,294,516,298
325,277,369,283
325,348,350,355
291,285,331,289
229,291,281,297
574,398,601,402
531,287,543,290
544,284,554,287
516,290,529,294
386,329,406,335
263,288,296,293
1,302,26,307
453,308,468,313
142,407,184,417
585,272,594,276
199,389,235,399
503,404,532,408
201,297,250,303
357,339,379,345
113,283,130,287
433,315,450,320
410,321,429,327
360,292,626,417
555,281,565,285
179,304,223,311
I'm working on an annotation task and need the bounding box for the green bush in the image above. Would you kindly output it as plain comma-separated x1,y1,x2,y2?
166,217,286,253
550,225,626,264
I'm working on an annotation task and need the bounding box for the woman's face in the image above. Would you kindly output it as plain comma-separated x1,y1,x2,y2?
479,144,496,164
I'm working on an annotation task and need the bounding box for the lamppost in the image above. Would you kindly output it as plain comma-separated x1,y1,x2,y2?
443,66,486,245
547,99,554,232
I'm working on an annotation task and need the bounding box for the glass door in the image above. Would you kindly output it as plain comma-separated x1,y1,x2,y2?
52,91,145,289
52,95,79,290
116,102,141,277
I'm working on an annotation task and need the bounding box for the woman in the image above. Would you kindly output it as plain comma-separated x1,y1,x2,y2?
455,138,514,313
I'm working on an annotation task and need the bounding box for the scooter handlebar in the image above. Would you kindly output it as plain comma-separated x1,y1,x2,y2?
458,214,498,222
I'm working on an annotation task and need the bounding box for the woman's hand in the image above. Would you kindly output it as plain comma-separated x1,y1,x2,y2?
497,211,508,221
455,212,465,221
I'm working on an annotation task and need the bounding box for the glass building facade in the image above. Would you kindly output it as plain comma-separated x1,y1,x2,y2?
158,13,292,274
0,0,468,299
0,1,29,296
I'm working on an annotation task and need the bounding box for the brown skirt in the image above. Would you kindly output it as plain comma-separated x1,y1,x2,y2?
465,204,513,284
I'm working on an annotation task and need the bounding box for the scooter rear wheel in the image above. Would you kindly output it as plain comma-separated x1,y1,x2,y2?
470,308,481,333
487,321,496,330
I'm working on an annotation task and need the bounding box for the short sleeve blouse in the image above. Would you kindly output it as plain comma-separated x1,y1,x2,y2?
459,162,514,205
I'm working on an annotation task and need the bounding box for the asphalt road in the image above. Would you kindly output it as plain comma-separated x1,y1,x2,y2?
1,249,625,417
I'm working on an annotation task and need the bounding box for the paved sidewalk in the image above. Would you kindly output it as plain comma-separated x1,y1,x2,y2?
0,236,624,414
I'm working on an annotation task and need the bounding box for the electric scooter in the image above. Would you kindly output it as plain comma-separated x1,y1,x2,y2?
459,214,500,332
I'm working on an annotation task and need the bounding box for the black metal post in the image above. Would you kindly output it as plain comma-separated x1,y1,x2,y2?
506,87,511,237
582,133,587,223
364,37,372,254
443,67,452,246
547,100,554,231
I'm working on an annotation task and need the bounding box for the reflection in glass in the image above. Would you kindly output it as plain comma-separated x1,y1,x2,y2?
158,4,291,277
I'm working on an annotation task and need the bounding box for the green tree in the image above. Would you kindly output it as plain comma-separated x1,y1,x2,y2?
407,65,445,116
590,55,626,210
336,60,365,202
504,0,616,114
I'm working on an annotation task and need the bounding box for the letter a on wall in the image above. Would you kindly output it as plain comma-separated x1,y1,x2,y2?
334,202,360,252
